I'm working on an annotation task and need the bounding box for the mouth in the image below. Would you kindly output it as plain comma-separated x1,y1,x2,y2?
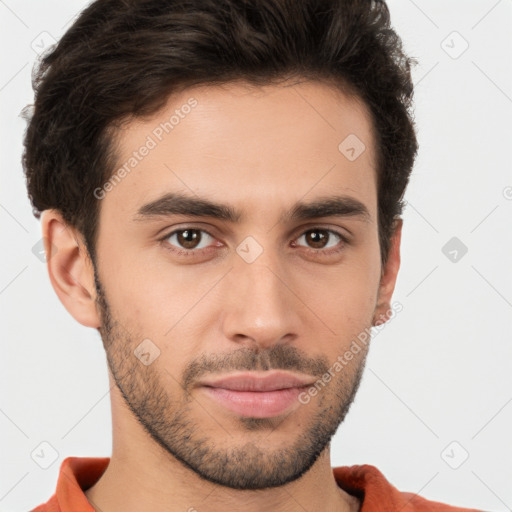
200,385,310,418
198,371,315,418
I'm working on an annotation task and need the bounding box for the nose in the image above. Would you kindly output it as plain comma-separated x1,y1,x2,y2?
221,254,302,351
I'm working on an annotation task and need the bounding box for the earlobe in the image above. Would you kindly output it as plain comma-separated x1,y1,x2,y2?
372,218,402,327
41,210,101,328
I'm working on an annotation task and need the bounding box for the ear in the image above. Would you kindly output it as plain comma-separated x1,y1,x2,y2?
41,209,101,328
372,218,402,327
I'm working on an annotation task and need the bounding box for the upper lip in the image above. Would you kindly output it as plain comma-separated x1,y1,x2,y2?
198,371,315,392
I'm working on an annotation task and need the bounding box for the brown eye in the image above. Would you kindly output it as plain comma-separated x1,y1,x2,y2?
166,229,214,250
305,230,328,248
295,229,343,250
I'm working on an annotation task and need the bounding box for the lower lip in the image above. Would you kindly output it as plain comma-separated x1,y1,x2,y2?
201,386,307,418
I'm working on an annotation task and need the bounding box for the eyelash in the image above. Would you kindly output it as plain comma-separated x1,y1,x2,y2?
157,226,350,258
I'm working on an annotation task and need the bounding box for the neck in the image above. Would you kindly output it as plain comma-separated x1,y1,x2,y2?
84,438,360,512
84,381,360,512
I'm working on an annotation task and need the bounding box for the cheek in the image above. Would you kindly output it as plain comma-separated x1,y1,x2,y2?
100,235,199,322
291,252,380,360
102,258,217,367
298,256,380,324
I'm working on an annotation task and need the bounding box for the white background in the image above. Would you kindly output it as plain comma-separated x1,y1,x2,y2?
1,1,511,511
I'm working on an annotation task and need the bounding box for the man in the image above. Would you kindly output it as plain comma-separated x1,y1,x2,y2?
23,0,482,510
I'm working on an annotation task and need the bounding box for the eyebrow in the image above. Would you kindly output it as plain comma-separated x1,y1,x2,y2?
133,192,371,225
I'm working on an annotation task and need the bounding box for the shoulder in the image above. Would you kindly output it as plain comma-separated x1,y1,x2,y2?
333,464,482,511
400,490,483,511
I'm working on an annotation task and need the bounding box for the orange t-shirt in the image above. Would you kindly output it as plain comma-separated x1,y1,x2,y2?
31,457,482,511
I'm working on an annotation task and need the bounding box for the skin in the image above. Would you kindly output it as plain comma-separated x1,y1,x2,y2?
42,79,402,512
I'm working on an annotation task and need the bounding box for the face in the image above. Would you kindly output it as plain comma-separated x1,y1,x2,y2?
90,79,393,490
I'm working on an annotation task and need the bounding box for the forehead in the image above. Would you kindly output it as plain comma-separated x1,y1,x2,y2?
102,79,378,222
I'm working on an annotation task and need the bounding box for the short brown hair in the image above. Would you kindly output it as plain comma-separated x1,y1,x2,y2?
22,0,418,268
